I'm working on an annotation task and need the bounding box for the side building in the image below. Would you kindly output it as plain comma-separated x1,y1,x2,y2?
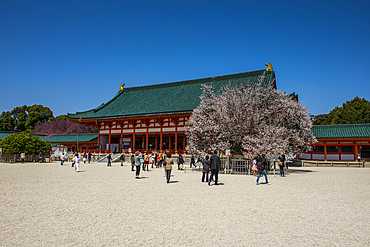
67,68,276,154
299,124,370,161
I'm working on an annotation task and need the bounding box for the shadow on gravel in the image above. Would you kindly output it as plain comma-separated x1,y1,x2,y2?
209,182,224,186
168,181,179,183
285,169,315,174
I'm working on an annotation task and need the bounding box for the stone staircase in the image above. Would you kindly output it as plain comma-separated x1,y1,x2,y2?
97,153,123,163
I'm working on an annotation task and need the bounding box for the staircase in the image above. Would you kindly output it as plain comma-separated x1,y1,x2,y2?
98,153,123,163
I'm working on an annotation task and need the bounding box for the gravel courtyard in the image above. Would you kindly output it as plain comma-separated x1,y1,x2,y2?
0,161,369,246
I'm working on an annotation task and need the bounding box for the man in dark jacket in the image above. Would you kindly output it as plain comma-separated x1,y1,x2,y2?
256,154,270,185
208,150,221,185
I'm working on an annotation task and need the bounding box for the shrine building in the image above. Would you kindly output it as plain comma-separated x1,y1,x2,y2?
67,68,276,154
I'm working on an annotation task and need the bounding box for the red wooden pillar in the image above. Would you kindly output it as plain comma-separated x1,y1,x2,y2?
324,144,327,161
160,132,163,152
108,134,111,153
146,132,149,151
355,142,358,161
175,128,178,151
155,135,158,150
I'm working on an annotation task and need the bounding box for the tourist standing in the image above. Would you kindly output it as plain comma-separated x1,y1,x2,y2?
252,157,258,176
20,152,25,164
165,153,174,183
202,155,210,182
144,153,149,171
107,153,112,167
208,151,220,185
60,153,65,165
256,154,270,185
130,155,135,171
154,152,158,168
278,154,285,177
135,151,141,178
178,154,184,170
120,153,125,166
88,152,92,163
73,153,80,172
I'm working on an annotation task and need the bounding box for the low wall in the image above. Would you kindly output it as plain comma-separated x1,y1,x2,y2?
292,159,368,167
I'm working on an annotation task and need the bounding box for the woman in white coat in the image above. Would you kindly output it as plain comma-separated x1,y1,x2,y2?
73,152,80,172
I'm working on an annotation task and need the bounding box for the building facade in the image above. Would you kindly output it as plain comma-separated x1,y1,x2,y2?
67,69,276,154
299,124,370,161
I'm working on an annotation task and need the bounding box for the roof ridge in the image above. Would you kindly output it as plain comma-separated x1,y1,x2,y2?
313,123,370,127
124,69,268,92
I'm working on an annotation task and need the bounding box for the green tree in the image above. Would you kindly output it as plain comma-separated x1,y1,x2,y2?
54,115,68,121
0,111,15,131
0,130,51,154
312,97,370,125
1,104,55,131
10,105,28,131
25,105,54,129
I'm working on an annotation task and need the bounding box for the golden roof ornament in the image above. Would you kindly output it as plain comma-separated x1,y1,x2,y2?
265,63,273,71
119,83,125,91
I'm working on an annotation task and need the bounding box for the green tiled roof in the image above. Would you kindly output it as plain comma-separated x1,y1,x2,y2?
67,69,275,119
45,133,98,143
0,131,46,141
312,124,370,139
0,131,13,141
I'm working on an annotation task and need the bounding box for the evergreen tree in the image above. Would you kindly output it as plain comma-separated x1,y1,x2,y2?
0,130,51,154
312,97,370,125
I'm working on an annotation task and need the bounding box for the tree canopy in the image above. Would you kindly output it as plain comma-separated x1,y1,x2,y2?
0,105,55,131
186,74,316,158
0,130,51,154
312,97,370,125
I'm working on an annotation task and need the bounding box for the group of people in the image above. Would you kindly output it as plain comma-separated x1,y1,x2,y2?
131,150,222,185
63,149,285,186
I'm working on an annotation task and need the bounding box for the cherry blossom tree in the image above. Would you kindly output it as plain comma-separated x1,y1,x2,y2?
186,73,316,159
33,119,96,137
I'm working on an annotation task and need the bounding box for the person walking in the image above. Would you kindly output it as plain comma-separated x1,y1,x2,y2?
256,154,270,185
71,152,76,167
278,154,285,177
88,152,92,163
190,154,195,168
73,153,80,172
130,155,135,171
107,153,112,167
20,152,25,164
165,153,174,183
202,155,210,182
135,151,141,178
208,151,220,186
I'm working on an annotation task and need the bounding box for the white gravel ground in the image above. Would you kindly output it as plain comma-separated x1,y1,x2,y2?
0,161,369,246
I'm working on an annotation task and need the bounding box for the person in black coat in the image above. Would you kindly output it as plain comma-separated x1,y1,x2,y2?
208,151,220,185
256,154,270,185
202,155,210,182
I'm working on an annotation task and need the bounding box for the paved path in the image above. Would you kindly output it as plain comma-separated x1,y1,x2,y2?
1,162,369,246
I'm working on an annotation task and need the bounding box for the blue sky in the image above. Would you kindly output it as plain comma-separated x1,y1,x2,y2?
1,0,369,117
